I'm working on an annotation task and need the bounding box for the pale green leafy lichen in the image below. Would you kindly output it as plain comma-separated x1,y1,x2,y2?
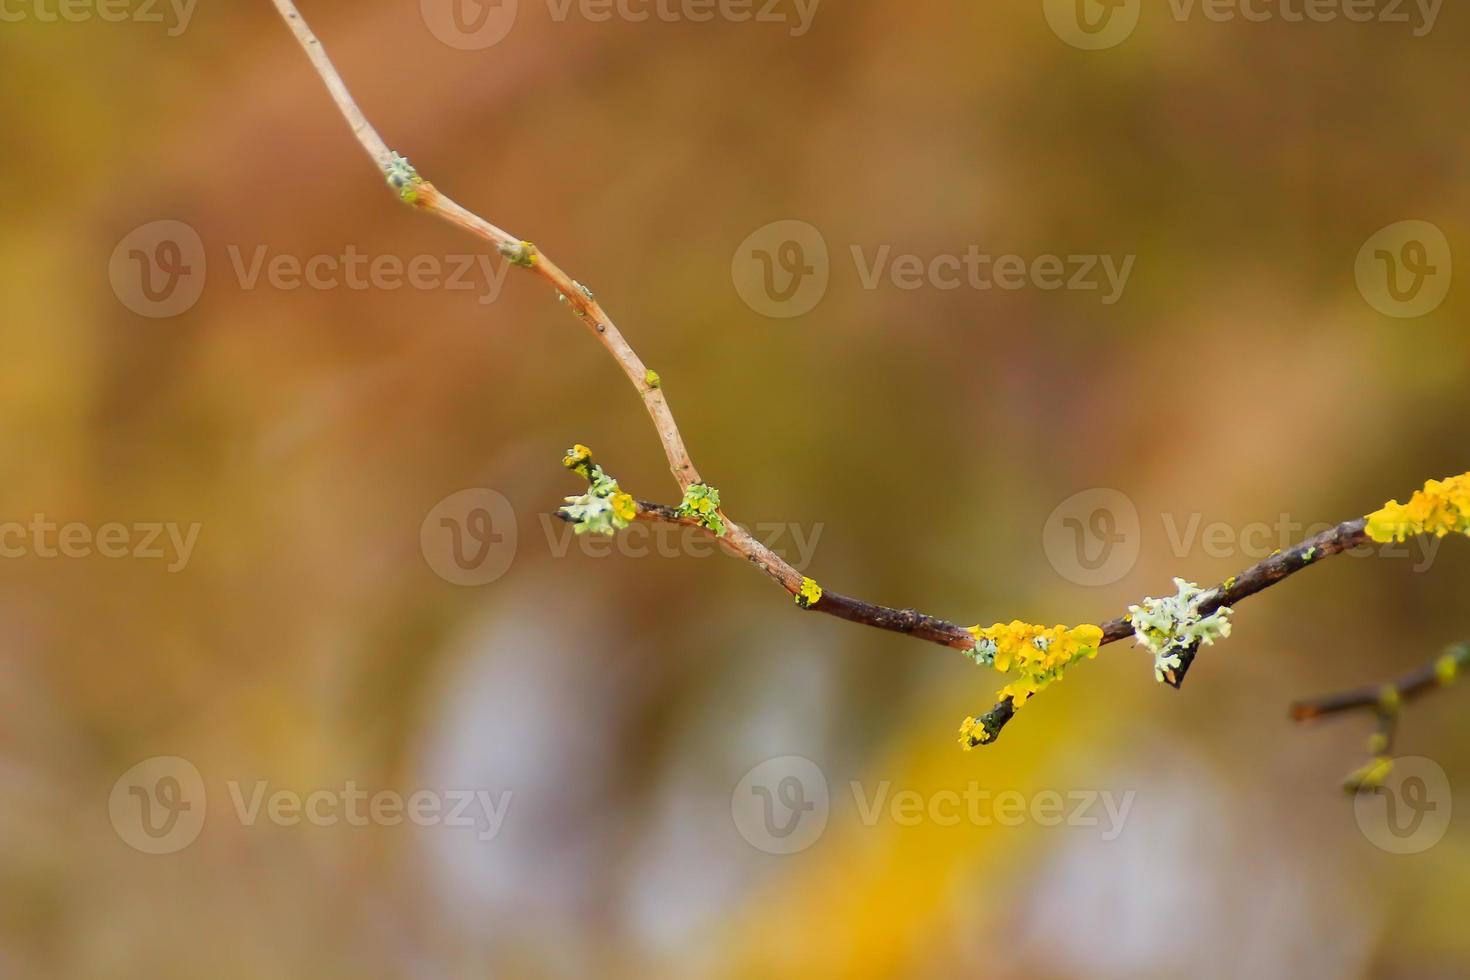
1127,578,1233,684
560,444,636,536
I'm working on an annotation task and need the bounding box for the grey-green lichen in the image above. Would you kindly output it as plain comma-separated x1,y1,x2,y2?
1127,578,1234,683
676,483,725,536
385,153,425,205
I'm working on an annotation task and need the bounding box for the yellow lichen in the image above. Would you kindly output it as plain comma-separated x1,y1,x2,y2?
611,492,638,523
966,621,1104,710
795,577,823,609
563,444,594,478
1344,756,1394,794
1366,472,1470,543
957,716,992,751
1437,652,1460,686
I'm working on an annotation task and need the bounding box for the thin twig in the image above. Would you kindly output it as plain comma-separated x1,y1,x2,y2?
270,0,804,602
1290,642,1469,791
1291,642,1469,722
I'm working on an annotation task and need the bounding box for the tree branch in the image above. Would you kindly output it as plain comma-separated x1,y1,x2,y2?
270,1,1463,766
1290,643,1469,791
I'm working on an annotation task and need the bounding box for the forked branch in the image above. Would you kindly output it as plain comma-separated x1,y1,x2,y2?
268,0,1467,770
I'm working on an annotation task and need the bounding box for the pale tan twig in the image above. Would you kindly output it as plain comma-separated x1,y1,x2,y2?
269,0,804,600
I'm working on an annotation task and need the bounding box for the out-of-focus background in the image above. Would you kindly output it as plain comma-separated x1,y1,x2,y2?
3,1,1469,976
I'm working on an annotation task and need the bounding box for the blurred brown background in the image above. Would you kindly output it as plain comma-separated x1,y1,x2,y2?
2,0,1469,976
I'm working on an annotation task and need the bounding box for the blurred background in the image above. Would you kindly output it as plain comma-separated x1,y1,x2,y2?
2,0,1469,976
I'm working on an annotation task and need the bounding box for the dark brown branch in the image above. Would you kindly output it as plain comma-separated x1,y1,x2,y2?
978,518,1373,742
557,501,975,651
563,502,1384,747
1097,518,1370,645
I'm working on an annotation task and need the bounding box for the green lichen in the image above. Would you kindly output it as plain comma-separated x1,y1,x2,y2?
644,369,662,390
677,483,725,536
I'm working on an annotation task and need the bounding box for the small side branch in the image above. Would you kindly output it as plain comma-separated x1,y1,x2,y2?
1291,642,1469,792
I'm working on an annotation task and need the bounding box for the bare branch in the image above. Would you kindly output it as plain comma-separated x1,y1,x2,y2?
1291,643,1469,791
